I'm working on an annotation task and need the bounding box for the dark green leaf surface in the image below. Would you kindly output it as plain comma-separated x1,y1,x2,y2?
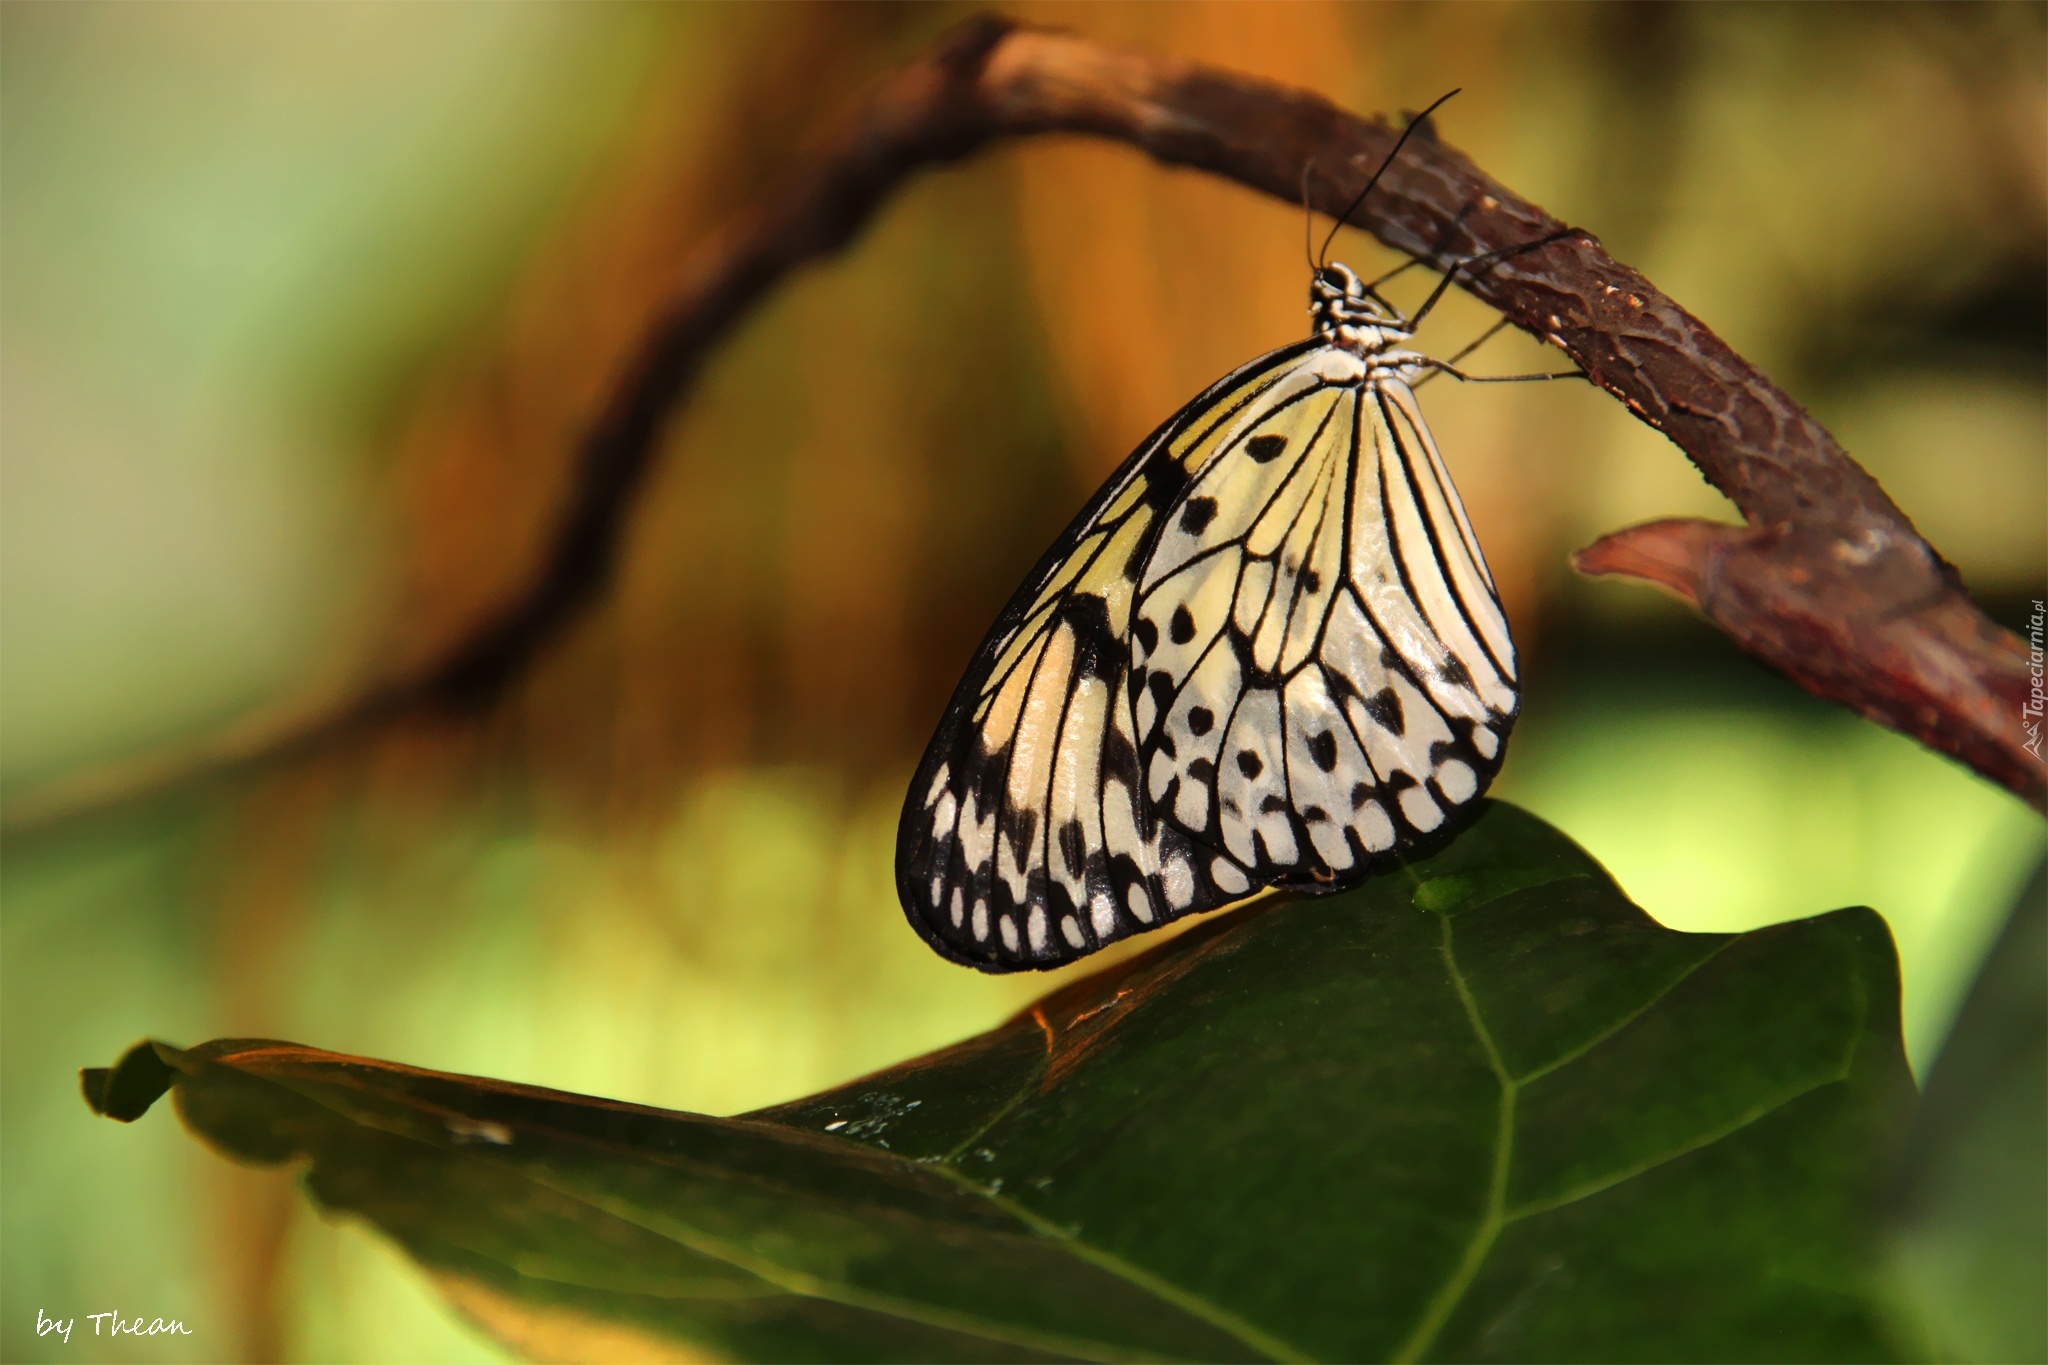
83,803,1913,1362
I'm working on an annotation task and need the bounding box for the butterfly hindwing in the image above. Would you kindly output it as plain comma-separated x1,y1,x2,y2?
1322,381,1514,837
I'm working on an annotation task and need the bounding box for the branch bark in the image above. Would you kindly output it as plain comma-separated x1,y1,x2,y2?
10,13,2040,826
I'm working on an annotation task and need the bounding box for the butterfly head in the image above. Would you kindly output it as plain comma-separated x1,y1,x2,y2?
1311,262,1411,354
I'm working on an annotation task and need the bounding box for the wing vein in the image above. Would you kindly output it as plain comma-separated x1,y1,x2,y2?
1376,383,1510,686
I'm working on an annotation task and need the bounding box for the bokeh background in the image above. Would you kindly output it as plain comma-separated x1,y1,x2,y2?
4,3,2042,1361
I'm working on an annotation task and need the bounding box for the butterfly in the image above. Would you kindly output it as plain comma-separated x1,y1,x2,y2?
897,99,1578,972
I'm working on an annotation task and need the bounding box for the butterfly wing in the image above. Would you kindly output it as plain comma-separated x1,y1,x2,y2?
1132,358,1517,891
898,340,1321,971
899,342,1519,973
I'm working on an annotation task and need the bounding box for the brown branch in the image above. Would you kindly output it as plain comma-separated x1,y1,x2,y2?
9,13,2040,828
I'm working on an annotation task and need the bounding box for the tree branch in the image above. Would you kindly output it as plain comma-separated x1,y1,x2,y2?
9,13,2039,827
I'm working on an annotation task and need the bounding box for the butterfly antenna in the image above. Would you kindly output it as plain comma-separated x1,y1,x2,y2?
1300,157,1320,275
1318,88,1460,268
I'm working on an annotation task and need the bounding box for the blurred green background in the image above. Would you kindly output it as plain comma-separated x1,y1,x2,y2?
3,3,2041,1361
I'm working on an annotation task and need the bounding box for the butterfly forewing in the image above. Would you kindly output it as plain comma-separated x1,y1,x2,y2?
900,316,1520,973
898,342,1319,970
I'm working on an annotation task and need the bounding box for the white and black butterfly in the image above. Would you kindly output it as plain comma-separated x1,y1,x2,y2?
898,105,1578,972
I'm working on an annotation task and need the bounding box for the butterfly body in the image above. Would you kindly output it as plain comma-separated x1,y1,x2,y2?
899,261,1518,972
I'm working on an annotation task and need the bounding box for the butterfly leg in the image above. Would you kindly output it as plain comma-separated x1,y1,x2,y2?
1405,315,1521,389
1416,357,1587,384
1409,226,1589,328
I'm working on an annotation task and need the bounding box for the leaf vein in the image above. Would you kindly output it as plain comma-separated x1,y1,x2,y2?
1390,913,1513,1363
932,1165,1314,1364
941,1040,1053,1164
510,1164,1186,1363
1502,1069,1852,1224
1511,938,1738,1086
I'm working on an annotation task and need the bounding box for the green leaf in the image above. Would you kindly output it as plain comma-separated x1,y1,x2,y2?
1883,857,2047,1362
83,803,1913,1362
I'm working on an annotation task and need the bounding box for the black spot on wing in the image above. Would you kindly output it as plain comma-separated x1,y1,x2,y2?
1169,605,1197,645
1007,808,1038,868
1141,457,1191,510
1101,708,1143,787
1247,433,1287,463
1081,639,1122,684
1237,750,1263,779
1058,819,1085,878
1188,706,1215,736
1148,672,1175,713
1363,686,1405,736
1429,737,1478,770
1121,519,1155,582
1179,497,1219,534
1132,616,1159,654
1308,729,1339,772
1447,715,1488,752
1220,619,1266,684
970,741,1010,812
1259,795,1288,814
1439,655,1475,689
1056,594,1125,682
1189,757,1217,784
